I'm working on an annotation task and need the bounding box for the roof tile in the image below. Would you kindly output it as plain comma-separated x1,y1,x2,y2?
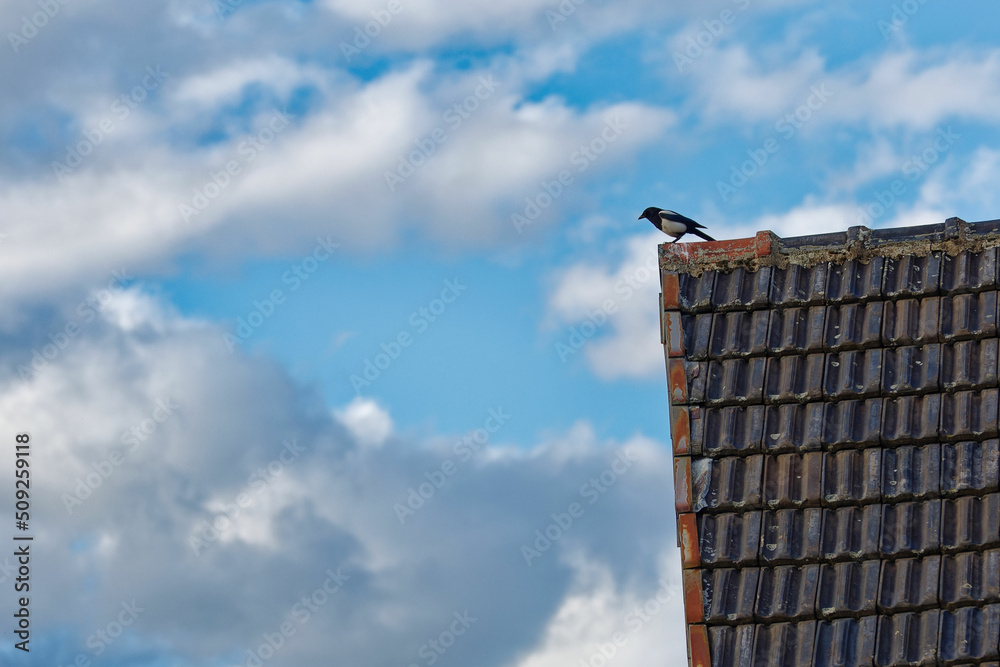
824,350,883,399
821,505,882,562
764,354,826,404
709,310,770,359
941,338,999,391
941,246,999,293
772,264,829,307
941,493,1000,551
940,389,1000,440
877,555,941,613
698,511,762,567
822,448,882,507
882,345,940,396
880,499,942,558
706,358,766,406
940,290,998,341
941,439,1000,496
751,620,818,667
712,267,772,312
937,604,1000,663
761,508,823,565
826,257,884,304
882,297,941,347
816,560,881,618
881,394,941,445
703,406,765,457
939,549,1000,609
883,252,942,299
702,567,761,624
763,403,825,453
755,564,821,623
695,455,764,513
763,452,824,509
874,609,940,666
825,302,884,351
822,399,883,450
707,624,754,667
768,306,827,356
813,616,877,667
881,444,940,502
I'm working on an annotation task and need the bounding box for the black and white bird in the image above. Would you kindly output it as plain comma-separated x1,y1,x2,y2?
638,207,715,243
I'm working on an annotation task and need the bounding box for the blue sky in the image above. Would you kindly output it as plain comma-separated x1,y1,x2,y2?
2,1,1000,665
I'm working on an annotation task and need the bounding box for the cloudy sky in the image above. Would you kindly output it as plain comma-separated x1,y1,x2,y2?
1,1,999,665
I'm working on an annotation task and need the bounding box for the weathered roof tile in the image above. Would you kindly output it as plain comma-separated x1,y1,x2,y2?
825,302,884,351
874,610,940,666
768,306,827,355
877,556,941,613
816,560,880,618
941,439,1000,495
698,511,762,567
881,444,941,502
755,564,821,623
939,549,1000,609
760,508,823,565
703,406,765,457
813,616,877,667
709,310,770,359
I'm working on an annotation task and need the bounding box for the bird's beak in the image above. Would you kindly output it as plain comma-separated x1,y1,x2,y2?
637,215,642,220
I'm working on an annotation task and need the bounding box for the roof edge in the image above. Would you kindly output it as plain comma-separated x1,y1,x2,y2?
660,217,1000,275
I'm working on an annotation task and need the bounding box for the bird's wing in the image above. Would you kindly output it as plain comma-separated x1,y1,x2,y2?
659,210,704,228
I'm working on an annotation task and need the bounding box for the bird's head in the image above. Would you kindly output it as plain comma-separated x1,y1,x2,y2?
638,206,663,221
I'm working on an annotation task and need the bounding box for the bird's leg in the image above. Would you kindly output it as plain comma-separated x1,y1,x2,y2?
671,238,681,243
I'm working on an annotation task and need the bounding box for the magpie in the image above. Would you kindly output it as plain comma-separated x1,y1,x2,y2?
638,207,715,243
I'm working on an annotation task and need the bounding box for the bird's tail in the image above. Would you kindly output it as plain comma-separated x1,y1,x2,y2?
691,228,716,242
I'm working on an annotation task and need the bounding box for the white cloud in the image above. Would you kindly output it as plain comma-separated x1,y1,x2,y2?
546,233,664,380
0,289,678,665
335,397,394,448
0,55,674,307
752,198,861,237
683,46,1000,130
510,550,684,667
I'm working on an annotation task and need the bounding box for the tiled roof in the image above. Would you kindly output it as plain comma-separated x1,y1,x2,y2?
661,218,1000,667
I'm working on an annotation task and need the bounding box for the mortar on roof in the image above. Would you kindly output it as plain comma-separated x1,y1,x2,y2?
659,217,1000,276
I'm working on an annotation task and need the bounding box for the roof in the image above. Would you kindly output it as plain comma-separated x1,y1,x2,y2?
660,218,1000,667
